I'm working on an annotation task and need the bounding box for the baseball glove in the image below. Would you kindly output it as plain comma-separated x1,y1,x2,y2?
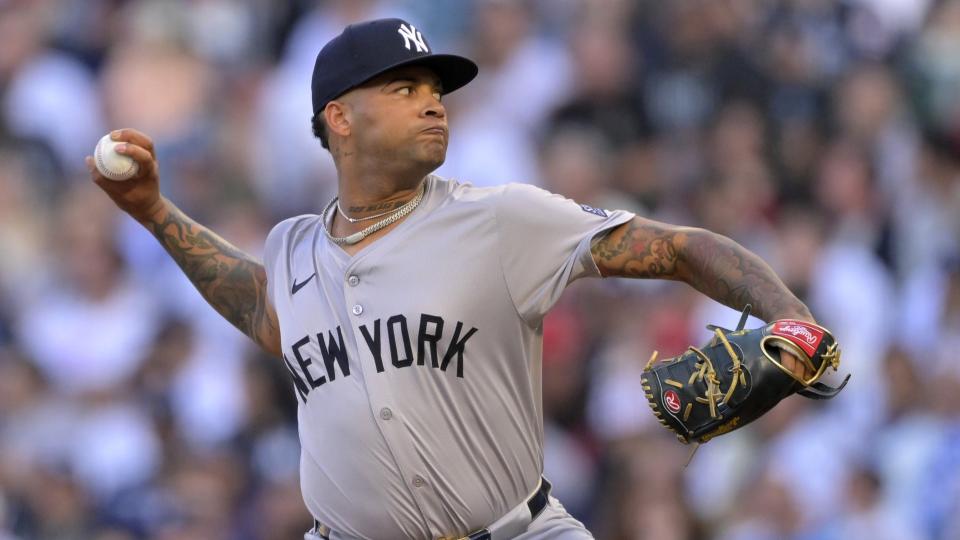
641,306,848,444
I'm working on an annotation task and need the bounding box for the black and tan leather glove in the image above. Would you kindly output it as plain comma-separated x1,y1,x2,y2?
641,307,849,444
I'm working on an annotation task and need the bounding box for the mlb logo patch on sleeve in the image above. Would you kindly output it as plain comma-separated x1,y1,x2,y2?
579,204,608,218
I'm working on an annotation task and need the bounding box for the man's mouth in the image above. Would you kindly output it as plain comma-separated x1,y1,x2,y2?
420,126,447,138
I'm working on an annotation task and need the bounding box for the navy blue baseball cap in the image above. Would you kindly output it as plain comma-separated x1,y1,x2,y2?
311,18,479,116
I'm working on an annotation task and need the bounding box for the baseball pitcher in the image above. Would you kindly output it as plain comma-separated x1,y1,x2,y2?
87,18,845,540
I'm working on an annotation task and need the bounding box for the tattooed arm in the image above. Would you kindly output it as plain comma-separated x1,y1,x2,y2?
591,216,812,322
138,199,281,356
85,129,281,357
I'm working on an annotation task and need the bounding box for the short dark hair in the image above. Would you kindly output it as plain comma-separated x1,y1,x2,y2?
311,112,330,149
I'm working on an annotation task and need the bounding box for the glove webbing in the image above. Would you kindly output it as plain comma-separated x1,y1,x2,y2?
645,329,745,422
644,328,747,428
686,329,744,419
643,330,745,466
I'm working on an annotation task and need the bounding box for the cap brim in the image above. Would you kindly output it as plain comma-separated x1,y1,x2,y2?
346,54,477,100
390,54,479,95
314,54,478,114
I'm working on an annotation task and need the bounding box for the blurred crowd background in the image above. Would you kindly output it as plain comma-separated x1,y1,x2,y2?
1,0,959,539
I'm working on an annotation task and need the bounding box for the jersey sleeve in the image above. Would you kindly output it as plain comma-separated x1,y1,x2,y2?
493,183,634,325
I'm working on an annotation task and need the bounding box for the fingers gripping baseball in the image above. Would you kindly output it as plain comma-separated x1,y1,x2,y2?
86,129,163,221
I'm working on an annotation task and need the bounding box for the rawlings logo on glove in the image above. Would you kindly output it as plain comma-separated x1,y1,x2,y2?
641,306,849,445
774,321,821,345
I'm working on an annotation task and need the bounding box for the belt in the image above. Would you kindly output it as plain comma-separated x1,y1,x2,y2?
305,477,552,540
459,476,551,540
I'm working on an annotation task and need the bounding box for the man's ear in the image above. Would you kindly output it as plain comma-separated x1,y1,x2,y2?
324,100,351,139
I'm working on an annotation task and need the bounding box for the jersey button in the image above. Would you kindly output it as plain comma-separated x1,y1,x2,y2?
412,475,425,488
352,304,363,316
379,408,393,420
347,275,360,286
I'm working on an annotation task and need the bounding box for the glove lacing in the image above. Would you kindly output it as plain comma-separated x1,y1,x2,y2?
686,329,746,420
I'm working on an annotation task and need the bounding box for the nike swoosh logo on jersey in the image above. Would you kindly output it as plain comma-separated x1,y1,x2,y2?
291,272,316,295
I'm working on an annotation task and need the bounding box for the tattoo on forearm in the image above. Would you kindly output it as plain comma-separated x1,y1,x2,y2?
146,204,280,355
677,229,812,321
592,219,811,321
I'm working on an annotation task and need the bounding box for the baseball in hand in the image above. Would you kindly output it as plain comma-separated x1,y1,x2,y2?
94,133,139,181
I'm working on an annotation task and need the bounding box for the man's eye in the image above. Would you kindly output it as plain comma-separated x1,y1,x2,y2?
397,87,411,95
433,92,442,101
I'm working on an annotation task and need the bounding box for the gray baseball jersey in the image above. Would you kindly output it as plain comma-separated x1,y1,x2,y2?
263,175,633,539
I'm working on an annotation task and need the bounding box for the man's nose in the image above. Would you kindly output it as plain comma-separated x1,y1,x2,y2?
423,91,445,118
424,101,445,118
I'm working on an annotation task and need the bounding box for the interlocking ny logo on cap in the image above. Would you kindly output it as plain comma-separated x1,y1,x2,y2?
398,23,428,53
